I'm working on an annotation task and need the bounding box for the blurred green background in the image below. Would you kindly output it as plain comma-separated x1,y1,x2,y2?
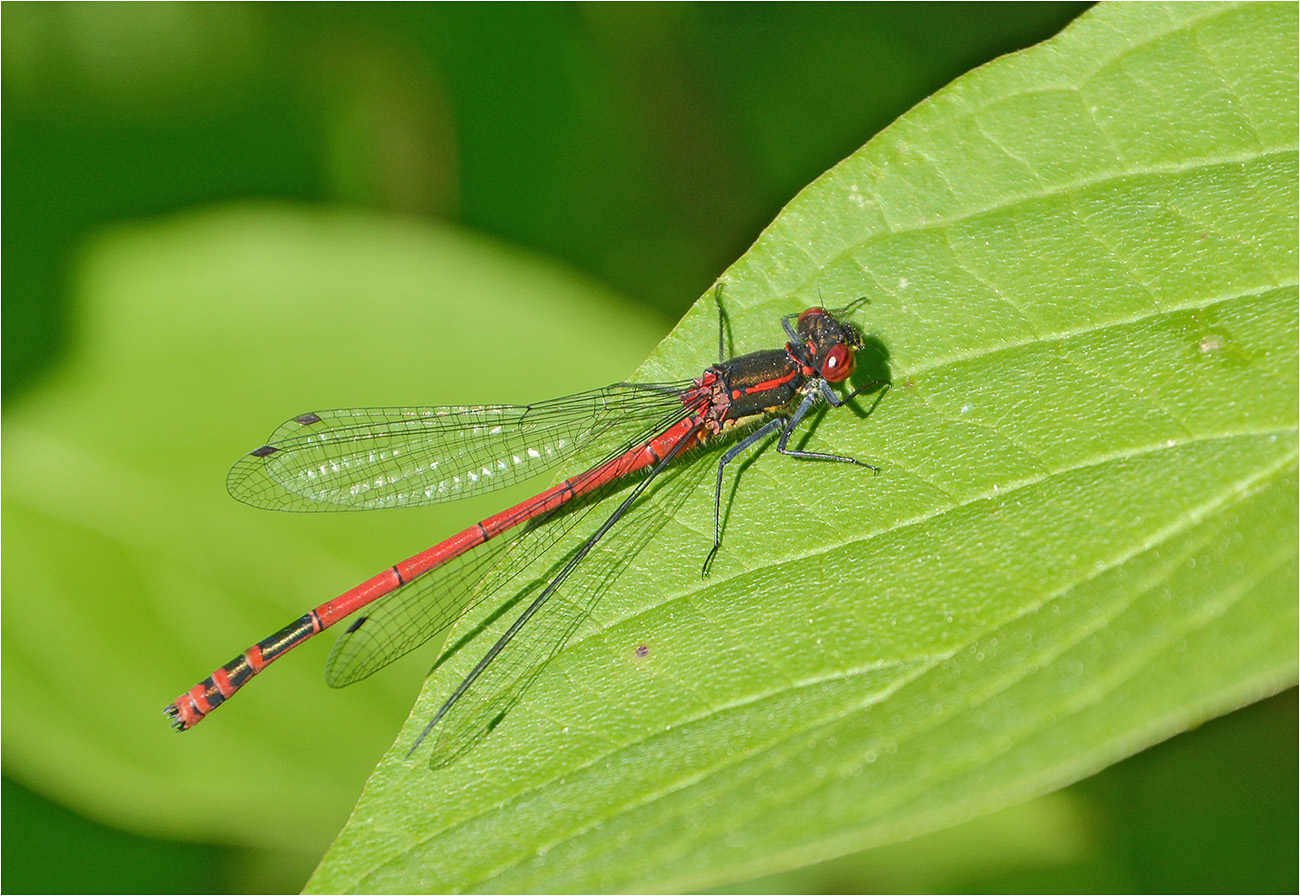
3,4,1294,893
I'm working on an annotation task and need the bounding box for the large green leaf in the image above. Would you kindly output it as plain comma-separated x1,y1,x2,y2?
308,3,1297,892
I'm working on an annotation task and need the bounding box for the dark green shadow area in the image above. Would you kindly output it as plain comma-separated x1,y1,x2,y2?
1,776,233,895
1055,688,1299,895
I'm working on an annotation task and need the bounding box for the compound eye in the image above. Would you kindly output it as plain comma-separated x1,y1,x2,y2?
797,308,830,338
821,343,855,382
797,307,827,328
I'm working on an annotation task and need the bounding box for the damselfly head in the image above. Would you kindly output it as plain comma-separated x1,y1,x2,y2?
795,306,863,383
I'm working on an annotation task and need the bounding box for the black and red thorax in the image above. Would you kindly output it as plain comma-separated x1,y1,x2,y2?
689,306,862,434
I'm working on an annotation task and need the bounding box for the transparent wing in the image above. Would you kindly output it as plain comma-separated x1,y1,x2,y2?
425,425,713,769
323,476,601,688
322,401,697,688
227,382,693,511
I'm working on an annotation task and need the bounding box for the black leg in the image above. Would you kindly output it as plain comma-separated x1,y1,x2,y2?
781,311,800,342
702,383,886,574
703,416,787,575
820,378,891,408
829,296,871,318
712,283,732,364
773,390,879,470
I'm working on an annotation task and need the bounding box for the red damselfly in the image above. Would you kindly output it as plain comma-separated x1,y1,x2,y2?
165,293,887,763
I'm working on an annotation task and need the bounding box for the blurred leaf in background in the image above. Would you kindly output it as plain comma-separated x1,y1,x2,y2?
3,2,1091,398
2,3,1294,894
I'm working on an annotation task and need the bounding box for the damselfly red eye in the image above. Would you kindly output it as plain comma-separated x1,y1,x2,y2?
821,343,855,382
797,307,827,328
